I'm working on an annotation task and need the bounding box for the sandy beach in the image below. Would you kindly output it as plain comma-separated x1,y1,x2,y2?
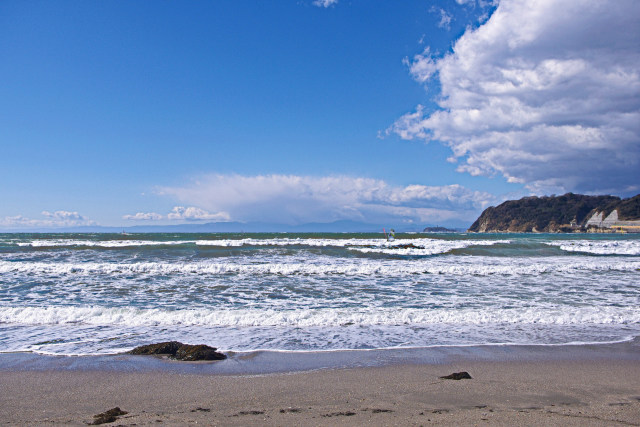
1,343,639,426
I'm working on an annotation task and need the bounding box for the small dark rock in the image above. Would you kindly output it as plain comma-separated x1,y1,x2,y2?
233,410,265,416
440,371,472,380
91,407,128,425
370,408,394,413
279,408,302,413
322,411,356,417
127,342,226,361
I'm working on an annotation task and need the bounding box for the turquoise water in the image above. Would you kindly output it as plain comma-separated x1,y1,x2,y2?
0,232,639,355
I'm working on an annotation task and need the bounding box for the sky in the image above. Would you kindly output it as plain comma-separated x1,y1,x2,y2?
1,0,639,230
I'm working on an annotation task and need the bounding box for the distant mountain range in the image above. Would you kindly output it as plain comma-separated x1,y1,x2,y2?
468,193,640,233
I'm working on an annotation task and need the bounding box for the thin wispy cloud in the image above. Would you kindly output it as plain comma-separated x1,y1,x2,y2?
0,211,96,228
431,7,453,30
312,0,338,8
390,0,640,196
123,207,229,222
455,0,498,7
122,212,163,221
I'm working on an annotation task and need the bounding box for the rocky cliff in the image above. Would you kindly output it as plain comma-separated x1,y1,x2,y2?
468,193,640,233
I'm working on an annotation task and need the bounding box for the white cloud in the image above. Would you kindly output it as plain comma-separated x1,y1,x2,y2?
122,212,163,221
157,174,495,225
391,0,640,195
455,0,498,7
167,206,230,222
0,211,95,228
403,49,437,84
313,0,337,8
122,207,229,222
431,7,453,30
41,210,85,221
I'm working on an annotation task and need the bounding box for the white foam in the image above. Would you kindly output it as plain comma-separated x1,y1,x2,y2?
17,239,191,248
2,305,638,328
348,239,508,255
13,237,509,252
195,237,415,247
203,238,511,255
547,240,640,255
1,257,639,277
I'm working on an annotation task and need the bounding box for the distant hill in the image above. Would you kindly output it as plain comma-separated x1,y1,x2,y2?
422,226,459,233
468,193,640,233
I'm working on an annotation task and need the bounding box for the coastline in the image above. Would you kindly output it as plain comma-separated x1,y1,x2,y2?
2,337,640,375
2,340,639,425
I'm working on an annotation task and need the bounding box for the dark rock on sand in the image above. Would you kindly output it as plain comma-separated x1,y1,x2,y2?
440,371,472,380
175,344,226,361
91,407,128,425
127,341,226,361
369,408,394,413
280,408,302,413
128,341,182,356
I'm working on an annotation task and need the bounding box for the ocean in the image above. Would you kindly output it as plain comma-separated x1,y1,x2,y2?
1,232,639,356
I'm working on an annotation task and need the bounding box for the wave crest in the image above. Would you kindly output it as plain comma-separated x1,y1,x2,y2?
2,305,638,327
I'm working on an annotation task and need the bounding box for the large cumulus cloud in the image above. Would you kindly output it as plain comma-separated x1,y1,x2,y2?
155,174,495,225
391,0,640,195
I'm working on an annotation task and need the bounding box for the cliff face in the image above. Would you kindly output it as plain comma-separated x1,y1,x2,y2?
468,193,639,233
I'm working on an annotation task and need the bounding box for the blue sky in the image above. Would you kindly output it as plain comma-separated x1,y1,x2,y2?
1,0,638,229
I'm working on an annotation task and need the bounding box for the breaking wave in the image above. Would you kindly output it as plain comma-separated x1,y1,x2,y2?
2,305,638,328
12,237,508,252
1,258,638,277
548,240,640,255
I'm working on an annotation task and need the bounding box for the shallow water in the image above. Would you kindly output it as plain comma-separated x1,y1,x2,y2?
1,232,638,355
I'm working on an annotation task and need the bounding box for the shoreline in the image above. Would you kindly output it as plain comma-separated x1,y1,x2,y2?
2,337,640,375
1,341,639,425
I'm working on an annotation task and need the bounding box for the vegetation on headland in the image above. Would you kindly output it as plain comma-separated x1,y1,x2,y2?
468,193,640,233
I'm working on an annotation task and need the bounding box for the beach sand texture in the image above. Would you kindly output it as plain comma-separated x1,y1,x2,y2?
1,359,639,426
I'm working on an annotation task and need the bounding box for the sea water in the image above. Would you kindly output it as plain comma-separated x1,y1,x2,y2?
0,232,638,355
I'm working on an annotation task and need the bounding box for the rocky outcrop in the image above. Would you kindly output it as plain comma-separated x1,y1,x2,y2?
128,341,226,361
468,193,639,233
174,344,227,361
128,341,182,356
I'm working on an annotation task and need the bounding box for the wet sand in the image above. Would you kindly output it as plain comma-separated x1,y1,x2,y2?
1,344,639,425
